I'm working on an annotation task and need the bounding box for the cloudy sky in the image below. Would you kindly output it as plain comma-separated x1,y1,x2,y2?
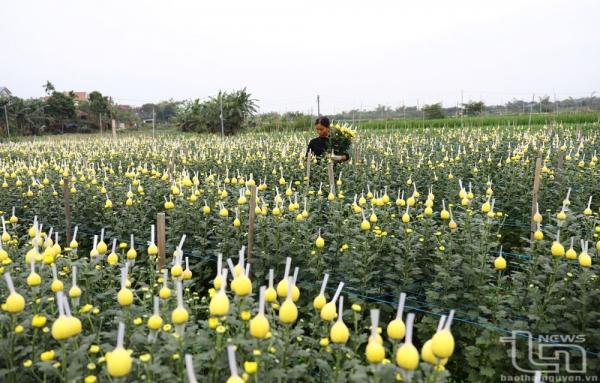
1,0,598,114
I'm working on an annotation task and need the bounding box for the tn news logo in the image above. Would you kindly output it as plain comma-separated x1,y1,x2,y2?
500,331,586,374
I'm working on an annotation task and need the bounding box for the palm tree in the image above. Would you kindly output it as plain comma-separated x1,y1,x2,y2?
178,88,258,135
43,81,55,95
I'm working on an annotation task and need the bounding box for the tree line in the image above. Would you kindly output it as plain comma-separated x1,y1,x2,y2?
329,94,598,121
1,84,596,138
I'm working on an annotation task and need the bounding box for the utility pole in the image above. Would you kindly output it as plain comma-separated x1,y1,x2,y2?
220,91,224,137
385,105,388,129
317,95,320,116
4,105,10,141
152,106,156,139
99,113,102,137
358,102,362,130
461,90,464,127
110,96,117,141
528,93,535,128
553,89,558,118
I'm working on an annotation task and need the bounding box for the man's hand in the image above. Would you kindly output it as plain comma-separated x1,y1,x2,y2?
326,153,344,161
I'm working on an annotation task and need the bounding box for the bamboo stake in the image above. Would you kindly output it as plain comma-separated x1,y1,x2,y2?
63,177,72,244
327,162,335,195
305,151,311,188
557,152,564,186
157,213,166,269
530,151,543,243
169,151,176,180
247,184,257,273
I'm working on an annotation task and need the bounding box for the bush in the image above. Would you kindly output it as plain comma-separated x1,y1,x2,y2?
79,126,92,134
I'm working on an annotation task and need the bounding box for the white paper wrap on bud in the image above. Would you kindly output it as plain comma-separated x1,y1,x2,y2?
332,282,344,304
444,310,455,330
370,309,379,340
56,291,65,316
153,296,160,316
437,315,447,332
337,295,344,322
219,269,228,294
283,257,291,280
116,322,125,349
227,345,239,377
185,354,198,383
4,272,16,293
226,258,236,280
217,253,222,276
405,313,415,345
286,276,293,300
259,286,266,315
396,292,406,320
319,274,329,296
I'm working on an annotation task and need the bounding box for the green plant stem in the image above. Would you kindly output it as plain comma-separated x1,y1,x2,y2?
580,268,589,332
60,341,68,382
9,315,17,383
371,363,380,383
519,241,540,309
537,256,560,328
281,325,292,372
334,347,342,382
493,270,502,324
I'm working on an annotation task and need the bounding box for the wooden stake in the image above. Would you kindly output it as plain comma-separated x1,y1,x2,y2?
157,213,166,269
528,93,535,128
247,184,257,272
327,162,335,195
557,152,564,186
305,152,311,188
530,151,543,242
168,151,176,180
63,177,72,244
111,119,117,141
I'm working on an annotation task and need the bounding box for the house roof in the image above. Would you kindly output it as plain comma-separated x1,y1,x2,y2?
73,92,88,100
42,92,88,102
0,86,11,95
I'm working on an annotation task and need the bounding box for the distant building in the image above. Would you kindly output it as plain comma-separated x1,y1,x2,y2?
0,86,12,97
118,104,132,111
72,92,88,105
43,91,88,105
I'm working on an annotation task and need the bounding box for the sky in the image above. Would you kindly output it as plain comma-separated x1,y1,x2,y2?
1,0,598,114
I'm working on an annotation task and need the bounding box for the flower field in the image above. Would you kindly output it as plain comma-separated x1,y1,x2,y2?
0,124,598,382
